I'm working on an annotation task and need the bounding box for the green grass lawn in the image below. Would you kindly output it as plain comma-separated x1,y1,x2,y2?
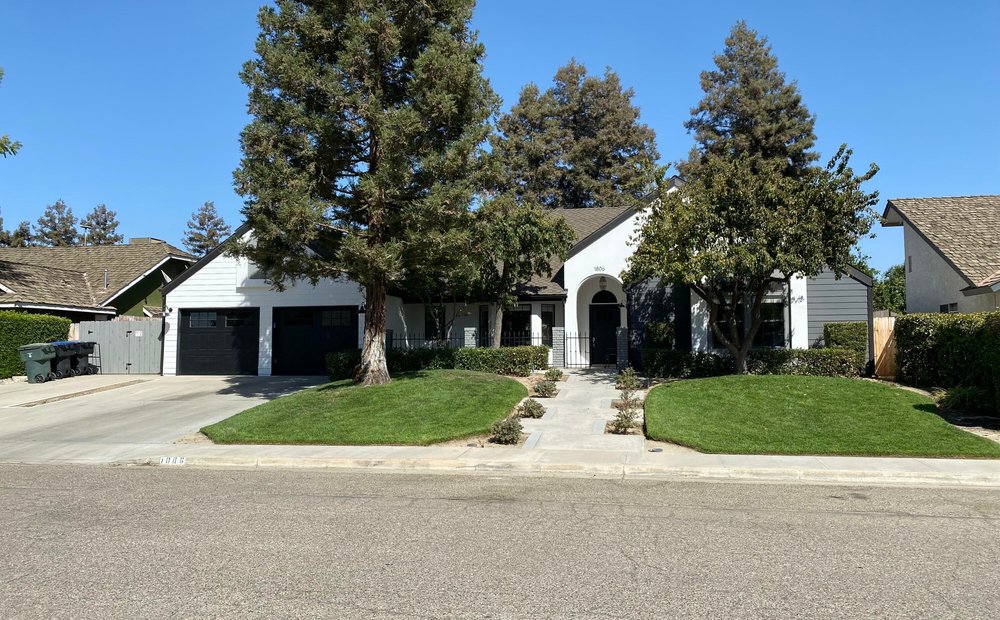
644,375,1000,458
202,369,528,446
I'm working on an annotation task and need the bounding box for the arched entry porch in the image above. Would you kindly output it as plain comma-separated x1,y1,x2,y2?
573,274,627,366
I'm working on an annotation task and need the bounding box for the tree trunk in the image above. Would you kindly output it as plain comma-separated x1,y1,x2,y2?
733,346,749,374
491,304,504,348
354,278,391,386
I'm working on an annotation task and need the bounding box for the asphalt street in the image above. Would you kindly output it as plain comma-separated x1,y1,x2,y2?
1,465,998,619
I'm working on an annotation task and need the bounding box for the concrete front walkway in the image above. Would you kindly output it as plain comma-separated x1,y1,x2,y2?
520,369,646,452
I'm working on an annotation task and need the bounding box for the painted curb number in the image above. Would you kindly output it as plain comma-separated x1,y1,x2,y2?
159,456,186,465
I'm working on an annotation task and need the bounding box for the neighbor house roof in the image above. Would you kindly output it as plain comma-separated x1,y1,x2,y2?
0,238,195,312
883,195,1000,292
0,259,113,314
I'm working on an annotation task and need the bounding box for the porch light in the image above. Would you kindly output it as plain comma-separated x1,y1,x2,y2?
599,276,607,291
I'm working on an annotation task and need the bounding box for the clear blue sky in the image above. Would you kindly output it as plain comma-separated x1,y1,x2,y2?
1,1,997,272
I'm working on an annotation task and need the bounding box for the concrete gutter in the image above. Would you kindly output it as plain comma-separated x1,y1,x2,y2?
113,445,1000,488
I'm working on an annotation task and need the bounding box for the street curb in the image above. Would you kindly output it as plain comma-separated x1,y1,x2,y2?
124,455,1000,487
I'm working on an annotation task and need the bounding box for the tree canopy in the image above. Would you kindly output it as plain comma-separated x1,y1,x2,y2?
493,60,659,210
233,0,498,385
874,264,906,313
35,200,78,247
183,201,231,256
0,68,21,159
81,204,124,245
626,21,879,373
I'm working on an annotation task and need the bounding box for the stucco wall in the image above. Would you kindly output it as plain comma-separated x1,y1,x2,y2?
902,222,997,313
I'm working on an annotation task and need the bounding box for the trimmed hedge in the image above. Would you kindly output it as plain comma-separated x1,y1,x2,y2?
325,348,456,381
824,321,868,371
640,347,860,380
453,346,549,377
326,345,548,381
0,311,72,379
895,311,1000,412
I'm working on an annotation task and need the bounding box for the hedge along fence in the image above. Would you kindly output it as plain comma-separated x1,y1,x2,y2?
0,311,72,379
824,321,868,372
895,311,1000,411
326,345,549,381
640,347,860,380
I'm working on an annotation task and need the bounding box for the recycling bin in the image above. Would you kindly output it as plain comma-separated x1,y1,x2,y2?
50,341,80,378
73,341,98,375
17,343,58,384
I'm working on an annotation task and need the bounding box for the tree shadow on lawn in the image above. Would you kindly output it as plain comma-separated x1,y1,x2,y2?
215,376,327,399
920,402,1000,430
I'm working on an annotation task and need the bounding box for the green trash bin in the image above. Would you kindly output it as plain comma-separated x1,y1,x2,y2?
17,343,58,384
74,342,98,375
50,341,79,378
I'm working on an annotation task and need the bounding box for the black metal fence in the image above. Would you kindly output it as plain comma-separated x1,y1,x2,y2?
564,331,591,368
386,329,616,368
386,332,464,350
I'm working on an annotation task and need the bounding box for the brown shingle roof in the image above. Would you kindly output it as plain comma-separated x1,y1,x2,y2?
0,239,194,306
0,259,107,311
517,206,634,297
884,195,1000,286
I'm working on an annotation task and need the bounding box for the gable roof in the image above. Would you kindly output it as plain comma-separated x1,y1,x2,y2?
0,239,195,309
883,195,1000,288
0,259,113,313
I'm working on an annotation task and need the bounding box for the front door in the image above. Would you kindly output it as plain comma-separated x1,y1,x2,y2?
589,304,620,366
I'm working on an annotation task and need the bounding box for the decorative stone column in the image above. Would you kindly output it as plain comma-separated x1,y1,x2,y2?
616,327,628,371
551,327,566,368
463,327,477,348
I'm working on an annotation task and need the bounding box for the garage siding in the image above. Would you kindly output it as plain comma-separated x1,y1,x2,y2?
806,269,871,347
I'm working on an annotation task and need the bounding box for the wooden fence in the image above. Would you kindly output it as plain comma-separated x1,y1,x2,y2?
74,319,163,374
873,316,897,378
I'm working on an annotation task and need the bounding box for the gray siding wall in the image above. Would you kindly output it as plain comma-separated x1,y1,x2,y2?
806,270,870,347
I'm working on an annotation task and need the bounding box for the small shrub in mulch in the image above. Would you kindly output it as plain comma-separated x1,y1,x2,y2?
544,368,565,382
517,398,546,419
490,417,522,445
534,380,558,398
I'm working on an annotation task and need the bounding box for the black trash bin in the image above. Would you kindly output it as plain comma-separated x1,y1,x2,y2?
17,343,59,384
74,342,98,375
50,341,80,379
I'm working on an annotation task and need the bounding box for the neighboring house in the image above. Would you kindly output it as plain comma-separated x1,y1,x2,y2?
882,195,1000,313
0,238,195,320
162,206,872,376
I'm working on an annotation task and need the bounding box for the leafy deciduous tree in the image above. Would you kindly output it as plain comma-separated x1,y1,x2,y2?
233,0,498,385
495,60,659,210
626,22,879,373
183,201,231,256
81,204,124,245
874,264,906,313
35,199,78,246
0,68,21,159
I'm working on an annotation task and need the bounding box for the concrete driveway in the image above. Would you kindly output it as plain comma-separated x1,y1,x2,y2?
0,375,324,464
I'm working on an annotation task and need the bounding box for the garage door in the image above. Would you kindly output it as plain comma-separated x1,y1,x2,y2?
273,306,358,375
178,309,260,375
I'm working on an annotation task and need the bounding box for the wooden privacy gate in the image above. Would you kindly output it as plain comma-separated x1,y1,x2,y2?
873,316,898,379
78,320,163,374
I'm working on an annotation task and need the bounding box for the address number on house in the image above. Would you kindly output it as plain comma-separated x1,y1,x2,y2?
594,266,605,272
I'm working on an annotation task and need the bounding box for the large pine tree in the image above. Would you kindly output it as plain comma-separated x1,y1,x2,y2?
35,199,78,246
81,204,124,245
182,201,231,256
627,22,879,373
0,68,20,159
492,60,659,210
233,0,498,385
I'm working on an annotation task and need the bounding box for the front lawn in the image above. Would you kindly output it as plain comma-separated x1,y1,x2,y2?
202,369,527,446
644,375,1000,458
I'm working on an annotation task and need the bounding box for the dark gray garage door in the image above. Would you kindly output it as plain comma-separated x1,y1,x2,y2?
178,309,260,375
273,306,358,375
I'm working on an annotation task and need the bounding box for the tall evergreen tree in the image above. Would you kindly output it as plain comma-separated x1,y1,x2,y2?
35,199,78,246
627,22,879,373
182,201,231,256
80,204,124,245
0,69,21,159
6,221,32,247
233,0,498,385
493,60,659,210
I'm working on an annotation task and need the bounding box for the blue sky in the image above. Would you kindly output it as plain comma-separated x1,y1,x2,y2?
1,0,997,272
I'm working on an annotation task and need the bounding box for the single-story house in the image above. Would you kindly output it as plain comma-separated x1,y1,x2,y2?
0,238,195,320
162,202,873,376
882,195,1000,313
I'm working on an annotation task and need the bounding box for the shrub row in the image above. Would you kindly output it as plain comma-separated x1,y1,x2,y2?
895,311,1000,412
0,311,72,380
824,321,868,372
640,347,860,380
453,346,549,377
326,345,549,381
